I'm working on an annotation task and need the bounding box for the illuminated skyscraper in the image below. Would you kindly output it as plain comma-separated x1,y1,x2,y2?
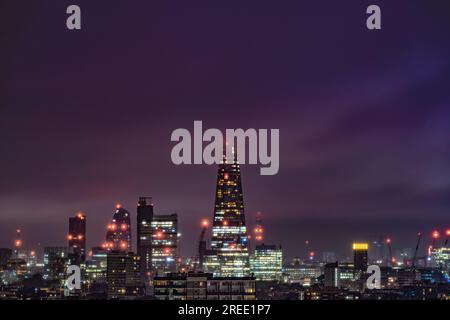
210,155,250,277
104,204,132,252
151,213,178,274
68,212,86,264
353,243,369,271
137,197,153,277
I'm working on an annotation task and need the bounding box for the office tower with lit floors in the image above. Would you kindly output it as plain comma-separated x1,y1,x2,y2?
250,244,283,281
151,213,178,274
210,154,250,277
137,197,153,278
68,212,86,264
104,204,132,251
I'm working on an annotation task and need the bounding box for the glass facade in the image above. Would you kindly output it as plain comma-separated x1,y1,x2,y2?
210,156,250,277
151,214,178,274
250,244,283,281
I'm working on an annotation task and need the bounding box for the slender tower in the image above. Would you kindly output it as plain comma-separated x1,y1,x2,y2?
14,229,22,257
137,197,153,277
211,153,250,277
253,212,264,243
68,212,86,264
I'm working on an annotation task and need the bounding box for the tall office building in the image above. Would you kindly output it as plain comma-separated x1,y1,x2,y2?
137,197,153,277
353,243,369,271
151,213,178,274
250,244,283,281
68,212,86,264
324,262,340,288
210,154,250,277
106,251,144,299
104,205,132,251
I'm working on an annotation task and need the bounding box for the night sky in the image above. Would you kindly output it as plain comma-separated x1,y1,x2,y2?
1,0,450,260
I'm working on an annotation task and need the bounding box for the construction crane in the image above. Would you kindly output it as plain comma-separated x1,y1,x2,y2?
431,230,440,249
412,232,422,268
385,238,394,266
14,228,22,256
194,219,209,272
253,212,264,242
445,229,450,247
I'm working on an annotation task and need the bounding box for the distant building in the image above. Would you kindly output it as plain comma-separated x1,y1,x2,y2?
43,247,68,281
303,285,360,300
397,269,420,287
86,247,108,285
104,205,132,252
353,243,368,272
324,262,340,288
250,244,282,281
154,272,255,300
0,248,12,267
369,238,386,264
398,248,414,266
106,251,144,299
431,247,450,276
338,263,357,289
322,252,337,263
151,213,178,275
203,252,221,276
136,197,153,278
5,258,28,283
282,265,321,286
68,212,86,264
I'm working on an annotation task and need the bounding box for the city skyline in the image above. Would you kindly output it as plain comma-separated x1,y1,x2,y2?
1,1,450,260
